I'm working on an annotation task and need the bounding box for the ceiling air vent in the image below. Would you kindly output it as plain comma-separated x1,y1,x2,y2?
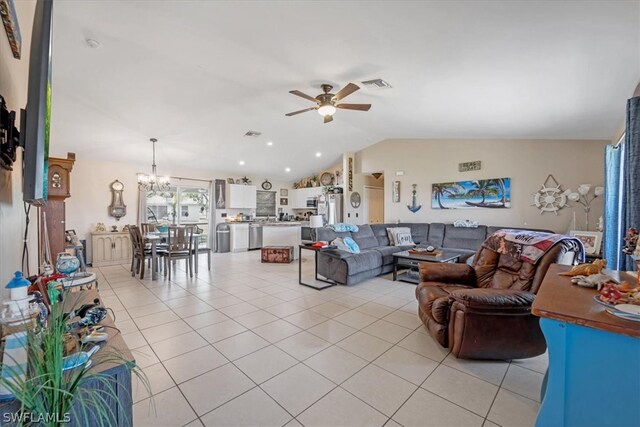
361,79,392,89
244,130,262,137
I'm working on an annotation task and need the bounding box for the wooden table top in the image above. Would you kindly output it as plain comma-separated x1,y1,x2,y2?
532,264,640,338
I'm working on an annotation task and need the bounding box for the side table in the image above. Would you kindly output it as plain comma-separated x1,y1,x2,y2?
298,245,338,290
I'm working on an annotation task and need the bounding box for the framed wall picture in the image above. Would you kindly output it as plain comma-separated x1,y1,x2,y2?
280,197,288,206
1,0,22,59
215,179,226,209
280,189,288,197
392,181,400,203
569,230,602,255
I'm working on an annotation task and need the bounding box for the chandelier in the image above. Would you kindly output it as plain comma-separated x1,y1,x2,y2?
137,138,170,192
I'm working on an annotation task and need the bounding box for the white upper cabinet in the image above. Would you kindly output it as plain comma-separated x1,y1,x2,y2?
228,184,257,209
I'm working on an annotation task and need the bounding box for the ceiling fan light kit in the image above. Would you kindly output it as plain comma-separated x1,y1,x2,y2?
286,82,371,123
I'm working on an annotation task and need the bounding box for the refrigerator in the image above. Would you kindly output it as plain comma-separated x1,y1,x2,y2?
320,194,343,225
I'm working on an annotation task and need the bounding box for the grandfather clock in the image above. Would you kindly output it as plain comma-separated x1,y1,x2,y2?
41,152,75,262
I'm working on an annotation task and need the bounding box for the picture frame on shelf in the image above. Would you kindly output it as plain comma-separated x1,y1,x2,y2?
280,198,288,206
280,189,288,197
569,230,602,255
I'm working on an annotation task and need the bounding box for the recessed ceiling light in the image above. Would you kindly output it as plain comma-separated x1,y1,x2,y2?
85,38,101,49
238,160,245,166
315,152,322,158
285,167,291,172
266,141,273,146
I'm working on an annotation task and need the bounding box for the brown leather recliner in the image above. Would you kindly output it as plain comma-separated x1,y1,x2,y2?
415,238,582,360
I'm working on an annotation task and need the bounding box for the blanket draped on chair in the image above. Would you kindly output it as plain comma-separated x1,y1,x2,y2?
483,229,581,264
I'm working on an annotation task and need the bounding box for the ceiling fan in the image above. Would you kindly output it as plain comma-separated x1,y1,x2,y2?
285,83,371,123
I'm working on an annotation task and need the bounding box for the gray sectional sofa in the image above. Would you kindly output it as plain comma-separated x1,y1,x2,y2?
315,223,546,285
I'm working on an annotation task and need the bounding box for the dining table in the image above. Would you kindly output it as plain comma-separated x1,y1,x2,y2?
144,231,203,280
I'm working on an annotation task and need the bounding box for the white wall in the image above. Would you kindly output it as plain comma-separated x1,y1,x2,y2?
0,1,36,302
60,157,292,261
357,138,608,233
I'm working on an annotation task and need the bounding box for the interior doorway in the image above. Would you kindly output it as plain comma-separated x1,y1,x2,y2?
363,185,384,224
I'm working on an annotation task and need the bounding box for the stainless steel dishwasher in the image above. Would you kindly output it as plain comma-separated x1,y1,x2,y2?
249,223,263,249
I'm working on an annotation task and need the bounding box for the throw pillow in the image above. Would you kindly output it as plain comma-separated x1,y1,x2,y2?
331,237,361,253
386,227,415,246
328,223,359,232
394,231,415,246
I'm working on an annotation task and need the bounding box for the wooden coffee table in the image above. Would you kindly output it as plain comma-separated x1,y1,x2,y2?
392,249,466,283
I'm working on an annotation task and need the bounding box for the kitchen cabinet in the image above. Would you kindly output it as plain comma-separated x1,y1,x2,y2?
228,184,257,209
91,232,132,267
290,187,324,209
229,223,249,252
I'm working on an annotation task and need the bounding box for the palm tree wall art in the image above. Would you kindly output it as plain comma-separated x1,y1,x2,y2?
431,177,511,209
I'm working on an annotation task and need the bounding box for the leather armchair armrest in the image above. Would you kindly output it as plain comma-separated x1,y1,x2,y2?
419,263,476,286
449,288,535,314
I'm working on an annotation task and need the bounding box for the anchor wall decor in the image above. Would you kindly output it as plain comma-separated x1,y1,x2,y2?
407,184,422,213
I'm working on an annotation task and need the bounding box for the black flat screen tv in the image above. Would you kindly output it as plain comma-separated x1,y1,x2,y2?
21,0,53,205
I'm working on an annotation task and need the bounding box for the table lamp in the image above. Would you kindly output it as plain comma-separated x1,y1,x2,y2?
309,215,324,241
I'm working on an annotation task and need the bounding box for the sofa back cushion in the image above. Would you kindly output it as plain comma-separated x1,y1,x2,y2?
371,224,394,246
426,223,445,247
443,225,487,251
398,223,429,244
350,224,380,250
316,227,351,243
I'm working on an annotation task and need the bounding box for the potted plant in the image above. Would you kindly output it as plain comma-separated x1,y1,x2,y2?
311,176,319,187
0,291,150,426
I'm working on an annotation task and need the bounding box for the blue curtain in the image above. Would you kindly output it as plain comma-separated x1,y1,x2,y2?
604,145,623,269
621,97,640,270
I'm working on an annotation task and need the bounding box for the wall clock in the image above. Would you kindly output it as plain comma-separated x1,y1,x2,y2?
350,192,361,208
108,179,127,220
320,172,333,186
261,180,272,190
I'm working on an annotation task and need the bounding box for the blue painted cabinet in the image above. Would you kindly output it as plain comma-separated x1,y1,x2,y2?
533,265,640,427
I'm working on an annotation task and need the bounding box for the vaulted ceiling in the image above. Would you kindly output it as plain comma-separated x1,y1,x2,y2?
50,1,640,180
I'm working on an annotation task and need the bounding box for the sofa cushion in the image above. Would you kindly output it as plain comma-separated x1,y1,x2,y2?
371,224,393,246
350,224,379,250
342,250,383,275
316,227,351,243
373,245,405,265
443,224,487,251
426,223,445,247
398,223,429,244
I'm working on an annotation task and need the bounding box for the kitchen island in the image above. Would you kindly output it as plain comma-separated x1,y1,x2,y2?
262,222,302,260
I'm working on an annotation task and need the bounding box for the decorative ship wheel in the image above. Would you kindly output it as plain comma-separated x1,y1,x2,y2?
532,174,570,215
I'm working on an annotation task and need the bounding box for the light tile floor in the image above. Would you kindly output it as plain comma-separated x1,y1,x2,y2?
90,250,546,427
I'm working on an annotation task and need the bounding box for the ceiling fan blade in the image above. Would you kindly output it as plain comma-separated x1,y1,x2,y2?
323,115,334,124
336,103,372,111
285,107,317,116
289,90,319,103
332,83,360,102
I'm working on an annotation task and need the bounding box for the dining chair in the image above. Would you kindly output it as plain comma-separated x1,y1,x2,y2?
162,226,194,280
128,225,156,280
141,223,157,234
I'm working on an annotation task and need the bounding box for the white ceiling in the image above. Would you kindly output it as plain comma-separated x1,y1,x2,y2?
50,1,640,180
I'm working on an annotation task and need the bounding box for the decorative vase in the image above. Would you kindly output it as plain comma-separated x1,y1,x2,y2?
56,253,80,275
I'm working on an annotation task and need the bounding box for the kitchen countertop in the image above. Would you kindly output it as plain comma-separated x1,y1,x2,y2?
262,222,302,226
